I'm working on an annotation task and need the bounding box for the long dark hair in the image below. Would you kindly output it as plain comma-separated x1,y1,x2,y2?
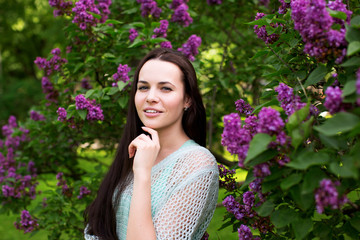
84,48,206,240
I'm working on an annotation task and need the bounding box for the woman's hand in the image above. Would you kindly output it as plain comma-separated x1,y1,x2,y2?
128,126,160,174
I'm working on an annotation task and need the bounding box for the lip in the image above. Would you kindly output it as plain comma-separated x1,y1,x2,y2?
143,108,163,117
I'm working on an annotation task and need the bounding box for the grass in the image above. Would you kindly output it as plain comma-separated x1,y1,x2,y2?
0,148,244,240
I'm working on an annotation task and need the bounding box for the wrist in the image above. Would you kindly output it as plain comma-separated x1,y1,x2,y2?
133,169,152,182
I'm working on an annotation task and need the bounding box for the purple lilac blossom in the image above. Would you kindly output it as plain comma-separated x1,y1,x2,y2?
218,164,237,191
275,83,307,116
278,0,290,14
257,107,284,135
171,3,193,27
57,107,67,121
243,191,255,207
30,111,46,121
48,0,73,17
77,186,91,199
129,28,138,43
235,99,254,117
97,0,112,23
221,113,252,167
112,64,131,87
324,86,342,114
34,48,67,76
290,0,351,63
253,13,280,44
238,224,253,240
315,179,348,213
75,94,89,110
81,78,93,89
169,0,188,10
137,0,162,18
75,95,104,121
356,68,360,105
72,0,111,30
41,77,58,103
160,41,172,49
253,163,271,178
152,20,169,38
207,0,222,5
14,210,39,233
178,34,201,61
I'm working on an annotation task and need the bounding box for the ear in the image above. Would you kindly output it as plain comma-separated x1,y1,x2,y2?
184,95,192,108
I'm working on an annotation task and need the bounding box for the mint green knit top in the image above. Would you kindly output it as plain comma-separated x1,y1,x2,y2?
85,140,219,240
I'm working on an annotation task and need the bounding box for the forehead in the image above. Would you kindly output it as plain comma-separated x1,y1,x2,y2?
138,59,183,85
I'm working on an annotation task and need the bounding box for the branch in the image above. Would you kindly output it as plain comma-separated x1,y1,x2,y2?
266,43,295,73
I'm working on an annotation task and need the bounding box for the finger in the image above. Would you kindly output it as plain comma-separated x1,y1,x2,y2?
128,138,147,158
141,127,159,145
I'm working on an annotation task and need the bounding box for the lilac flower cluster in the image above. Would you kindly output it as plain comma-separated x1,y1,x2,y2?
77,186,91,199
178,34,201,61
218,164,237,191
56,172,72,197
160,41,173,49
253,13,280,44
14,210,39,233
41,77,59,104
223,193,272,235
235,99,254,117
257,107,284,135
291,0,352,63
1,116,29,150
275,83,305,116
356,69,360,105
30,111,46,121
72,0,112,30
75,94,105,121
112,64,131,87
238,224,253,240
278,0,291,14
137,0,162,18
152,20,169,38
221,113,252,166
57,107,67,121
129,28,138,43
207,0,222,5
253,163,271,178
81,78,93,89
324,86,342,114
48,0,73,17
315,179,348,214
34,48,68,76
170,0,192,27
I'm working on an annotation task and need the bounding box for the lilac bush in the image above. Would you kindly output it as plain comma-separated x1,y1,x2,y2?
178,34,201,61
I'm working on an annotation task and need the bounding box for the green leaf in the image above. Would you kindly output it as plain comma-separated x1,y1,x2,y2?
254,200,274,217
106,87,119,96
346,25,360,42
291,116,314,149
85,56,96,63
329,156,358,178
319,133,347,150
301,167,326,194
350,217,360,232
340,56,360,67
85,89,95,99
252,99,278,114
270,206,298,228
244,133,272,164
250,50,269,60
246,149,278,167
73,63,84,74
286,103,310,132
280,173,303,190
128,38,146,48
287,151,329,170
246,18,269,26
118,95,129,108
342,81,356,97
88,12,101,20
291,218,313,240
351,16,360,28
149,37,167,44
347,41,360,56
314,112,360,136
327,8,347,20
104,19,123,25
102,53,116,59
130,22,145,28
304,65,327,87
77,109,87,120
117,81,128,91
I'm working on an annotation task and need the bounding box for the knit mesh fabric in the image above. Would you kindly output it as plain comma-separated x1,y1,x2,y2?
84,140,219,240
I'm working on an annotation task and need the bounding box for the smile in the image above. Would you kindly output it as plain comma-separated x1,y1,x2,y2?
144,110,161,113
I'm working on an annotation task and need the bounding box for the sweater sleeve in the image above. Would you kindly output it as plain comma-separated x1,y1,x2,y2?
152,148,219,240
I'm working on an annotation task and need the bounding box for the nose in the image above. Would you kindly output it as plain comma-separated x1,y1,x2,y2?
146,89,159,103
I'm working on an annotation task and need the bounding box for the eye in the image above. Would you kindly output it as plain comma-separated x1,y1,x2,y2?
162,87,172,91
137,86,148,91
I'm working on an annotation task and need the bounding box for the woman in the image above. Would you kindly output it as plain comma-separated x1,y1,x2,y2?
85,48,219,240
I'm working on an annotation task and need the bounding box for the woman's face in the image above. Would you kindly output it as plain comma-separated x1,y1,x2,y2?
135,59,189,132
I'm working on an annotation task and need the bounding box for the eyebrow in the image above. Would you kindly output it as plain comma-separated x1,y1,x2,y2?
138,80,176,87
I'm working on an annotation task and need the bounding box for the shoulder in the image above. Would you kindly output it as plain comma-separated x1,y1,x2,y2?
176,141,218,174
